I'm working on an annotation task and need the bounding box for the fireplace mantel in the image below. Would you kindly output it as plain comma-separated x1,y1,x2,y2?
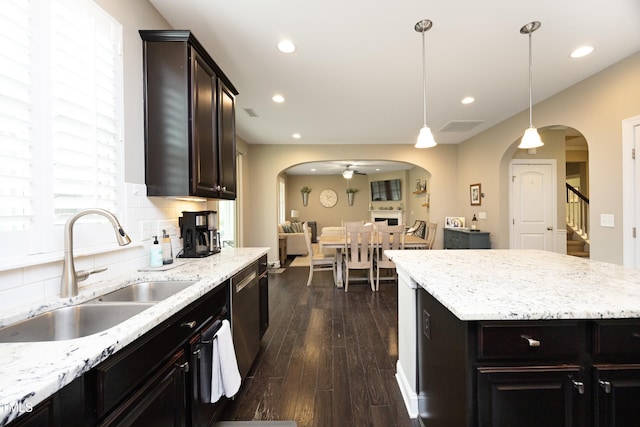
370,209,405,225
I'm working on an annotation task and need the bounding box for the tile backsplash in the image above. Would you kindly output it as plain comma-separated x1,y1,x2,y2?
0,183,216,313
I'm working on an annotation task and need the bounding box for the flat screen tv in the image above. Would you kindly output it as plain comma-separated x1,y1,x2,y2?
370,179,402,201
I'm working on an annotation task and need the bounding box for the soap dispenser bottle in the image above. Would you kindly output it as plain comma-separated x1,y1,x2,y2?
150,236,163,267
161,229,173,265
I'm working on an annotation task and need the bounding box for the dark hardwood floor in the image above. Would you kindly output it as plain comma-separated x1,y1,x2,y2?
221,260,419,427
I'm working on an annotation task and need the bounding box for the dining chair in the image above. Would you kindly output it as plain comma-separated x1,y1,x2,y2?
343,223,374,292
375,224,405,291
424,221,438,249
303,222,336,287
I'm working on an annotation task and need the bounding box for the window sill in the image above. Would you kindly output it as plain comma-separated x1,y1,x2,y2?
0,242,143,273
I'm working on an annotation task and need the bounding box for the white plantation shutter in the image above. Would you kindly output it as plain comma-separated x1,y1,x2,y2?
0,0,123,257
0,1,34,232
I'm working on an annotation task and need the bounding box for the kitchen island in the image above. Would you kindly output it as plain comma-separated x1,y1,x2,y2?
0,247,268,426
387,249,640,427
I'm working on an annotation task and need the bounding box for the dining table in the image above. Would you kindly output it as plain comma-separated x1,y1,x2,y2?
318,233,430,288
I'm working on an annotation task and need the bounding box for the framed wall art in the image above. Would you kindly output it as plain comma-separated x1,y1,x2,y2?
470,183,481,206
444,216,465,228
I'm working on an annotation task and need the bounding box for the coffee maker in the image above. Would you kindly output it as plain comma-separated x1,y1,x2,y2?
178,211,221,258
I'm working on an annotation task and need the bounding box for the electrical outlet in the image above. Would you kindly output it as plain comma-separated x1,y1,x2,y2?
140,220,154,240
478,211,487,219
158,220,178,237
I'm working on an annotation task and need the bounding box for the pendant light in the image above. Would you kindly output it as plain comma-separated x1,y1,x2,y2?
518,21,543,149
414,19,436,148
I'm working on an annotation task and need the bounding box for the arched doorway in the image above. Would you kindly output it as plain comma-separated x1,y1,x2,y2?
274,160,432,264
505,126,589,256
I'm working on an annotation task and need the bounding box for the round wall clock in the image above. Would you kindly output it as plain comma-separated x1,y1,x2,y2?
319,189,338,208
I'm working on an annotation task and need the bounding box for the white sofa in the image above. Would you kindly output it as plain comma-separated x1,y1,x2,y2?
278,221,309,256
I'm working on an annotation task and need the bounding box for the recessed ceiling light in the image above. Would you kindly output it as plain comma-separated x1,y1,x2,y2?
461,96,475,105
292,133,301,139
272,94,285,103
277,40,296,53
310,168,316,172
571,46,594,58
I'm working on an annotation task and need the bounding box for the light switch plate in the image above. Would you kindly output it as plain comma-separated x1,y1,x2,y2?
478,211,487,219
600,214,615,228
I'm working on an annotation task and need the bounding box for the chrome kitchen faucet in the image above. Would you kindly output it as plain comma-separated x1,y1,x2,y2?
61,208,131,298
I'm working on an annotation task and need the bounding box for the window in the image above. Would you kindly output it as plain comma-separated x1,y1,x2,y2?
0,0,124,259
278,176,286,224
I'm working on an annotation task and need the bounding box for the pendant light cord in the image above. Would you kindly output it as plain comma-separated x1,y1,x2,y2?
422,28,427,127
528,30,533,128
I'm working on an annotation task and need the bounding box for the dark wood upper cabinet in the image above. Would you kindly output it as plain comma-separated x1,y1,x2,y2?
140,30,238,199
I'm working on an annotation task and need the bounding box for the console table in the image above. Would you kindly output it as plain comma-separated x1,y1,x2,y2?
443,228,490,249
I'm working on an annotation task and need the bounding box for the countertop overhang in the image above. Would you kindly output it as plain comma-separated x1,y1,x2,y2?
386,249,640,322
0,247,268,426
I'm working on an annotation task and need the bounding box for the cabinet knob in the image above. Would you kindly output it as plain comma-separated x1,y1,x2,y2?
181,320,197,329
572,381,585,395
520,334,541,347
599,380,612,394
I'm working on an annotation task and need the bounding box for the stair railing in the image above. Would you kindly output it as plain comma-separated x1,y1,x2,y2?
566,183,589,239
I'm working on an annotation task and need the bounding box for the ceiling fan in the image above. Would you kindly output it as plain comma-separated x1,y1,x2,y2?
342,164,366,179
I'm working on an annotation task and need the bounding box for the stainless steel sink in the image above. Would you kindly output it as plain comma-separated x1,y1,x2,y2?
0,303,154,342
93,281,196,302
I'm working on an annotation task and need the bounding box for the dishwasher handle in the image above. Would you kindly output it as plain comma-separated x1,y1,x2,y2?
235,270,257,293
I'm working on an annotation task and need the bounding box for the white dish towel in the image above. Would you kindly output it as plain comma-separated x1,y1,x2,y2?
210,319,242,403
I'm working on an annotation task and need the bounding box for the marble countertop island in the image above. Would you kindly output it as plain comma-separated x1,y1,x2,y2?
0,247,268,426
386,249,640,321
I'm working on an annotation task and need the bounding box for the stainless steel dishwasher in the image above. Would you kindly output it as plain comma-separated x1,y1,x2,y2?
231,262,260,379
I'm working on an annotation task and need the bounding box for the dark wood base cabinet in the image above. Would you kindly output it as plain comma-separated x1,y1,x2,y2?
9,283,230,427
98,350,188,427
417,288,640,427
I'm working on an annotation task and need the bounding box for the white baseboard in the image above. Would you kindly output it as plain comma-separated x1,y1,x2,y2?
396,360,418,419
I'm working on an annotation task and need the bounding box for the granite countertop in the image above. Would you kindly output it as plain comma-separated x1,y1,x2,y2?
386,249,640,321
0,247,268,426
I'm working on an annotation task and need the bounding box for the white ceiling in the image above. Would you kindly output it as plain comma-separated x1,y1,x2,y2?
149,0,640,147
284,160,414,176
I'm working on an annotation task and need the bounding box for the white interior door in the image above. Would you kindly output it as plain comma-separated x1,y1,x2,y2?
623,116,640,268
634,125,640,267
510,161,556,250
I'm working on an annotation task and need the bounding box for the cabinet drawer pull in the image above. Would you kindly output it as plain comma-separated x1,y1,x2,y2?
177,361,189,373
572,381,585,395
520,334,541,347
632,332,640,339
181,321,197,329
599,380,612,394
